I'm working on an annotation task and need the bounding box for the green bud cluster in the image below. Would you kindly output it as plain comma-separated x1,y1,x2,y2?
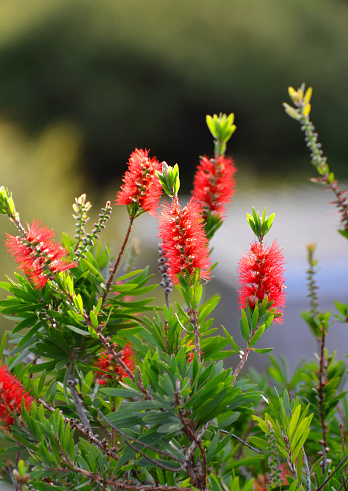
246,207,275,243
283,84,312,121
75,201,112,258
0,186,25,233
73,193,92,250
156,162,180,198
206,112,236,156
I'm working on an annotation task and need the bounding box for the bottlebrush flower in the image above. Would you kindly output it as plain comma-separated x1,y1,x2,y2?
94,343,135,385
115,148,163,216
158,198,211,283
0,364,34,430
238,240,286,323
6,220,77,289
192,155,237,217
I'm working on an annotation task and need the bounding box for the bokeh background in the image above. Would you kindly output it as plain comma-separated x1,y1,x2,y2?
1,0,348,376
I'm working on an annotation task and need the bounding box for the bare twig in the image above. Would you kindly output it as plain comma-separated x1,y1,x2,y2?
67,352,94,436
102,215,134,308
316,454,348,491
220,429,261,454
53,455,191,490
174,386,209,489
39,398,119,461
233,347,250,383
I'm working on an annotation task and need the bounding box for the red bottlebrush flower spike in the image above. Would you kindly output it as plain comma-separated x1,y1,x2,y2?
116,148,163,216
158,198,211,283
0,364,34,430
94,343,135,385
238,240,286,323
192,155,237,217
6,220,77,289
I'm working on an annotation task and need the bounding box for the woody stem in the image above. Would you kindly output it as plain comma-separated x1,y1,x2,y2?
101,215,134,307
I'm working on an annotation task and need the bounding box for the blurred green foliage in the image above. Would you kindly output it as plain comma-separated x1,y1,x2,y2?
0,0,347,189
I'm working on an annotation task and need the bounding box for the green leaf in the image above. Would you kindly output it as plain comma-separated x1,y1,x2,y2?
290,415,312,453
249,325,265,348
252,415,269,434
157,422,183,433
240,309,250,342
248,436,268,451
291,429,310,464
0,331,7,359
206,430,221,464
66,325,90,336
222,326,240,353
251,304,259,330
12,315,39,334
288,404,301,440
198,294,220,323
209,474,222,491
90,310,98,328
252,347,273,354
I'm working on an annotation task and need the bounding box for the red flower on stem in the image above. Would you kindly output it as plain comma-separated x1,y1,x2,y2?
0,364,34,430
192,155,237,217
158,198,211,283
237,240,286,323
115,148,163,216
94,343,135,385
6,220,77,289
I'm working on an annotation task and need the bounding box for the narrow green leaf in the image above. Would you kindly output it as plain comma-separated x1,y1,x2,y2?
249,325,265,348
0,331,7,359
288,404,301,440
90,310,98,328
252,415,268,434
252,304,259,330
291,429,310,464
290,417,311,453
240,309,250,341
66,325,90,336
209,474,222,491
252,347,273,354
206,430,220,464
222,326,240,353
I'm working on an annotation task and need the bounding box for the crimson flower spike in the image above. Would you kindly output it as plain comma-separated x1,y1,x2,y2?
158,197,211,284
237,208,286,324
115,148,163,218
191,113,237,240
157,162,211,283
6,220,77,289
0,364,34,430
103,149,163,304
94,343,135,385
192,154,237,218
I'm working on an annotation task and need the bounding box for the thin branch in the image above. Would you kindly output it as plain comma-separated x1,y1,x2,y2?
97,411,181,472
220,429,262,454
39,399,119,461
233,347,250,383
57,456,191,490
303,444,311,491
102,215,134,308
184,421,211,464
316,454,348,491
67,355,94,436
98,410,183,465
174,387,209,489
